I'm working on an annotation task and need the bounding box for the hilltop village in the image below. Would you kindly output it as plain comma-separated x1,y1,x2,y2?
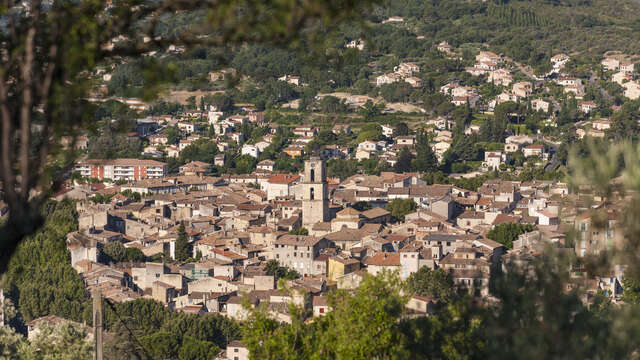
40,145,618,358
6,2,640,357
20,39,640,357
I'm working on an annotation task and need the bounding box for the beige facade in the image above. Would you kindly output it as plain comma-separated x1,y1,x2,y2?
302,157,329,226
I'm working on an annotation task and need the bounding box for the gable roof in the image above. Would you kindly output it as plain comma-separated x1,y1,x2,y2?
312,296,329,307
268,174,300,185
337,207,362,217
275,235,324,247
364,252,400,266
362,207,390,219
492,214,521,226
325,228,366,242
458,210,485,220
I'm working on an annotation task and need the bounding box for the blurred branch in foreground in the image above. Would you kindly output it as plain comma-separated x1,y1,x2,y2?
0,0,376,274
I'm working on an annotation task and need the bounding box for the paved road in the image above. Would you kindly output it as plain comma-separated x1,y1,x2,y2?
503,56,537,80
537,135,560,172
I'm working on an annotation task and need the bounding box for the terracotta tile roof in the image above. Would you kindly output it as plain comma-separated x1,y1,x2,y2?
362,207,390,219
492,214,521,226
152,281,175,289
337,207,362,217
458,211,485,220
312,222,332,231
455,197,478,206
440,254,490,267
364,252,400,266
329,256,360,265
312,296,329,307
275,235,324,247
210,248,248,260
325,228,366,242
268,174,300,185
525,144,544,150
360,223,383,234
474,238,504,249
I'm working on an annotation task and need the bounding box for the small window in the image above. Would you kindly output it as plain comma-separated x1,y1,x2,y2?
319,308,324,314
234,349,239,353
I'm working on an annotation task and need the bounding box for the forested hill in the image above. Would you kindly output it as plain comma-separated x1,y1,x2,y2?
373,0,640,72
106,0,640,98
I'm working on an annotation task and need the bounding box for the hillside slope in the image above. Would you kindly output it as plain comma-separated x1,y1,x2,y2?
376,0,640,70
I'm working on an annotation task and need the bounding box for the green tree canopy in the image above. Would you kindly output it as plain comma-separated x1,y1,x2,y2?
3,200,89,323
394,146,414,173
386,198,417,222
175,222,191,262
0,0,377,276
264,260,300,280
394,122,410,137
180,139,219,164
357,123,383,143
486,223,536,249
242,272,407,359
404,267,456,302
412,130,438,173
205,93,234,112
319,96,348,113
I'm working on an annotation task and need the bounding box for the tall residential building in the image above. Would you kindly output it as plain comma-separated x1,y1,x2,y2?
74,159,167,181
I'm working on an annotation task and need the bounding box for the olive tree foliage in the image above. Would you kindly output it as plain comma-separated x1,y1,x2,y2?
23,323,94,360
234,139,640,359
404,267,455,302
0,322,93,360
568,140,640,280
0,0,376,273
242,271,407,360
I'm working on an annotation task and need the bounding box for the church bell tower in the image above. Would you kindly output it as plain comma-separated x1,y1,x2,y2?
302,156,329,226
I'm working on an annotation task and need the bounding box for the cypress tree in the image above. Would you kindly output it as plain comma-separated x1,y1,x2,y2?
175,222,191,261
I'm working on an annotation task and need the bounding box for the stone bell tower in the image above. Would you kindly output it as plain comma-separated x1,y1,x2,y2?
302,156,329,226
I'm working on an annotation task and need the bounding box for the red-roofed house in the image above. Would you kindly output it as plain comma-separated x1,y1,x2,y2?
406,295,438,315
537,210,558,226
262,174,301,200
492,214,521,226
579,101,597,114
523,144,544,158
364,252,400,276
